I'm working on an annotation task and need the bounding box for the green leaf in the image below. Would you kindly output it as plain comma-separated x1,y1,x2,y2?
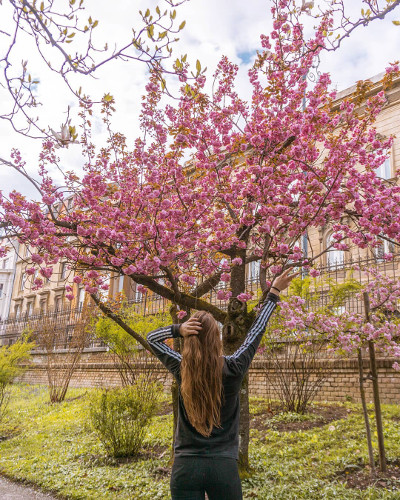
392,20,400,25
196,59,201,72
179,20,186,30
145,8,150,17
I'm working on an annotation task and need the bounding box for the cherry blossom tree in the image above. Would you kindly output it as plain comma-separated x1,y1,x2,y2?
2,0,400,467
270,268,400,474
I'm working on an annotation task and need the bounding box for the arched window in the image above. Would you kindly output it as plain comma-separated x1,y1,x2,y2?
288,180,300,203
326,233,344,269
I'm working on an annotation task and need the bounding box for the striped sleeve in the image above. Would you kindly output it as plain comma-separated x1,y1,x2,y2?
225,293,278,376
147,325,182,376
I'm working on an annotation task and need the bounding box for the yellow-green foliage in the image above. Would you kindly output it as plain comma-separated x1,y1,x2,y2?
95,306,172,355
0,336,34,421
0,336,34,386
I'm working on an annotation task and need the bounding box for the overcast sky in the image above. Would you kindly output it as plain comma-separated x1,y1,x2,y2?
1,0,400,200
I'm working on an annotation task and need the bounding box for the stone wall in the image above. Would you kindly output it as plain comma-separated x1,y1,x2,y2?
16,348,400,405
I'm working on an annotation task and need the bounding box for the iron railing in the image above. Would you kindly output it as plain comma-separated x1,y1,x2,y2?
1,255,399,347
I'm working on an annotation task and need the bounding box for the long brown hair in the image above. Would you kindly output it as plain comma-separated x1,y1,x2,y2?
180,311,223,437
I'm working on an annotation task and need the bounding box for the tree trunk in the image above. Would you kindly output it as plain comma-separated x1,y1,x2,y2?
368,340,387,473
363,292,387,473
357,347,375,476
238,373,250,471
222,295,254,472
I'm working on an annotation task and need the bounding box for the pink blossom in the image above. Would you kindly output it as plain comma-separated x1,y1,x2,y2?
217,290,232,301
40,267,53,279
111,257,125,267
31,253,43,264
177,310,187,319
237,292,253,302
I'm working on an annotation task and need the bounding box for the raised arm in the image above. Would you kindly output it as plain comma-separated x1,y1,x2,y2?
226,268,298,376
226,293,279,375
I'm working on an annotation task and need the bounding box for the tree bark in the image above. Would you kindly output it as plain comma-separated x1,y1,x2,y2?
357,347,375,476
238,373,250,470
363,292,387,473
368,339,387,473
222,295,255,471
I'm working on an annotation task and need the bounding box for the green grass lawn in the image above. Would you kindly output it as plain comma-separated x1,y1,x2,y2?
0,384,400,499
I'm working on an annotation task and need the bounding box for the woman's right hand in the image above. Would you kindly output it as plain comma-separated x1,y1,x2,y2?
180,317,202,337
271,268,299,294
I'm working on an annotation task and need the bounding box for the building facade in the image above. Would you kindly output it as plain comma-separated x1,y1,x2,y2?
0,232,19,336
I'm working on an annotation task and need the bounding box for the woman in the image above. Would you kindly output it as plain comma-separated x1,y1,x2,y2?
147,269,296,500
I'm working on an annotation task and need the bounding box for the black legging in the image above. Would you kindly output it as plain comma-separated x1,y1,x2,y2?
170,456,243,500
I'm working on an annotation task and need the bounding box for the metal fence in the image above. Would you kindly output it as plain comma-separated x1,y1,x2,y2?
1,255,399,347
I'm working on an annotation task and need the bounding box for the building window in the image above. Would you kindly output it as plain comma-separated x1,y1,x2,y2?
249,261,260,282
2,258,8,269
20,273,27,291
55,296,62,312
326,233,344,268
40,299,47,314
374,237,395,261
118,274,124,293
14,304,20,318
135,285,143,303
26,301,33,317
60,262,67,280
376,157,392,180
288,179,300,203
0,283,3,299
77,287,85,311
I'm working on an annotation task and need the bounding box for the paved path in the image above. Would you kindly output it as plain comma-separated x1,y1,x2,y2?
0,476,57,500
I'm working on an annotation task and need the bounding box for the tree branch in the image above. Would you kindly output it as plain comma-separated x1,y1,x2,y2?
90,293,153,352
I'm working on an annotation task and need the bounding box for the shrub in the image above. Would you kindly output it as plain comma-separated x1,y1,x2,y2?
89,376,162,457
0,336,34,422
